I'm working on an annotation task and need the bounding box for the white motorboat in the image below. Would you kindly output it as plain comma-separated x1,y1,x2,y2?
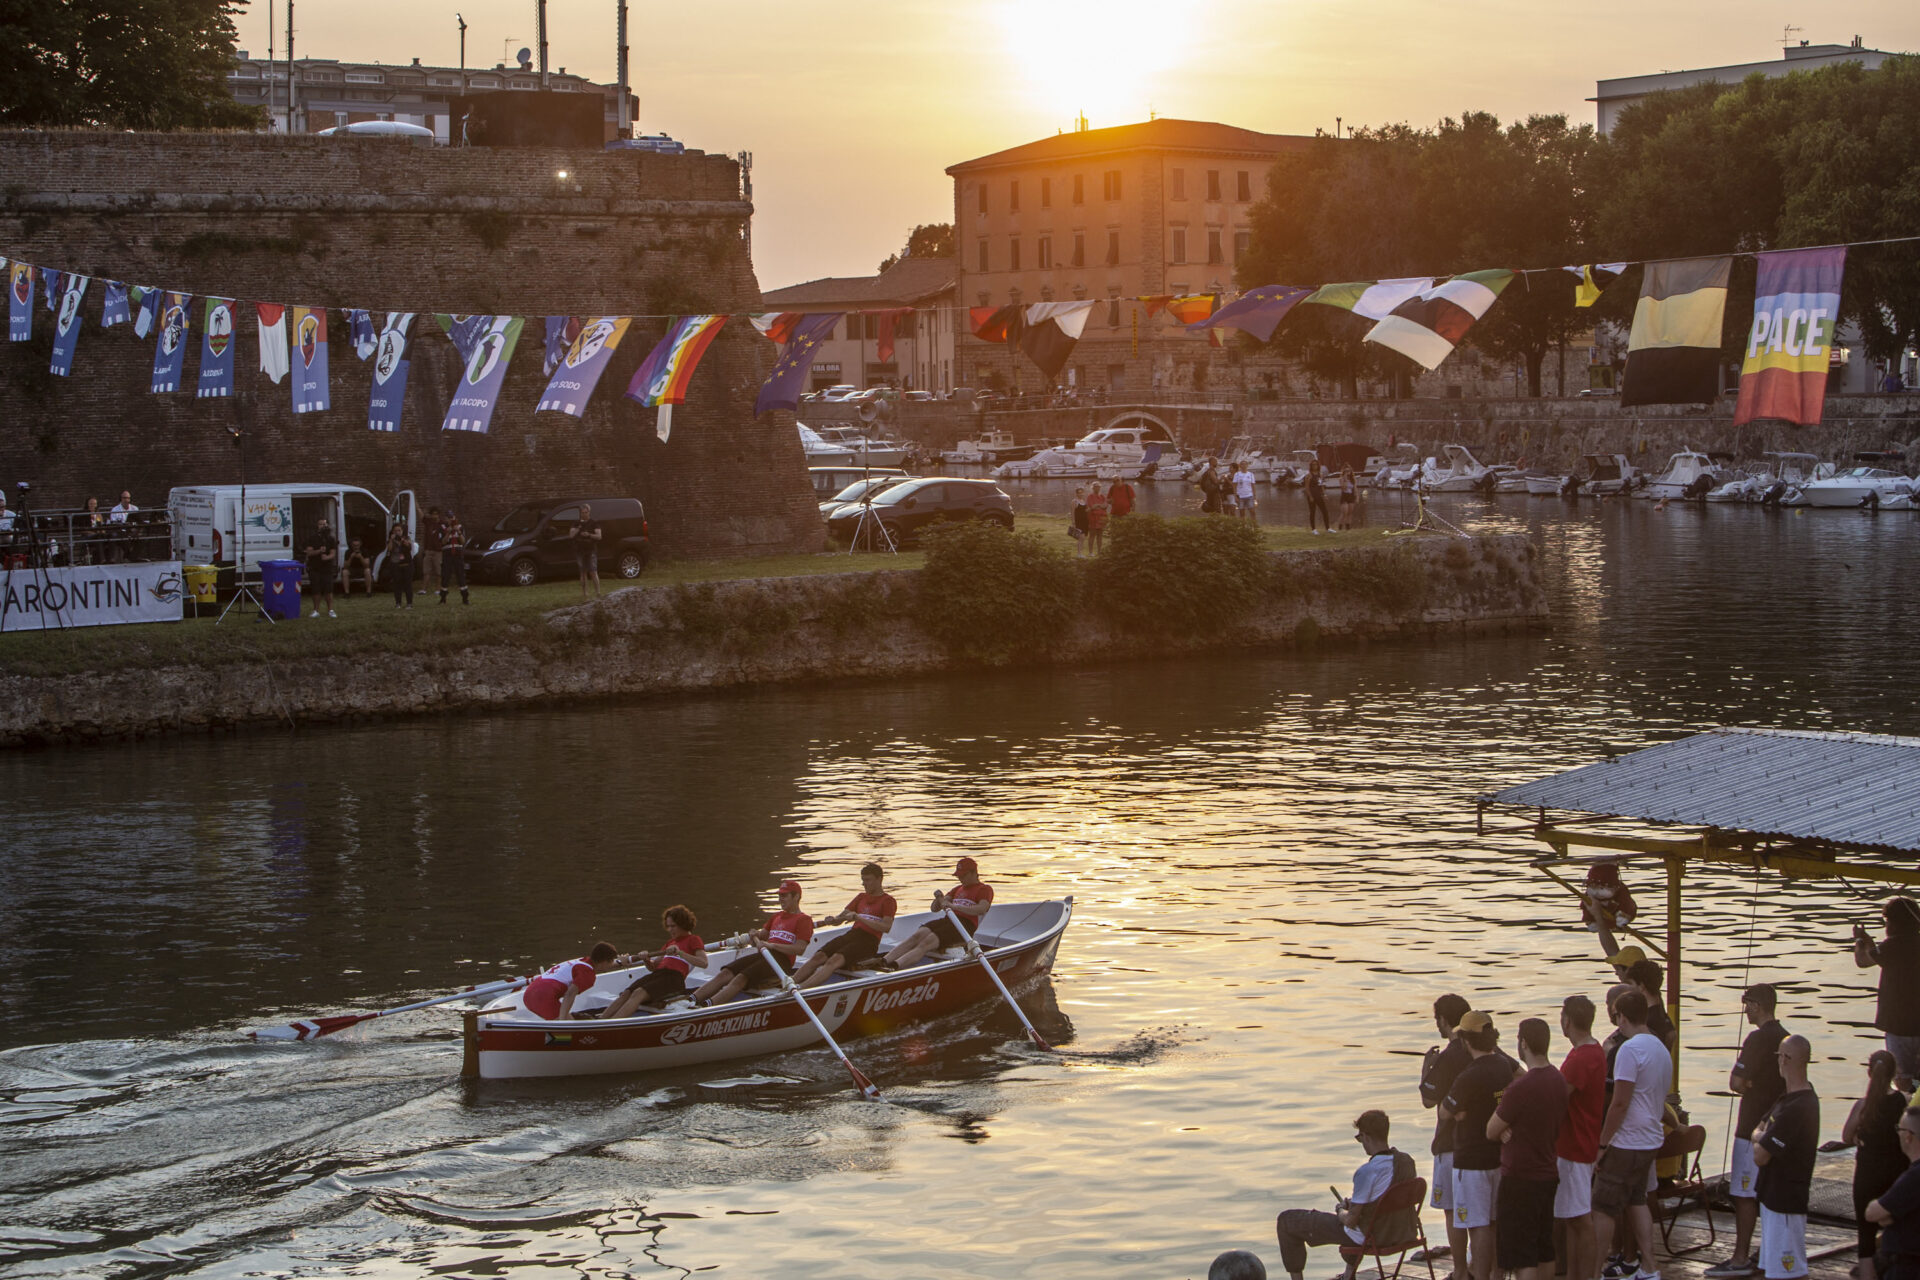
1421,444,1493,493
1524,472,1575,497
1486,465,1530,494
1636,450,1720,501
992,424,1184,480
1580,454,1640,497
1798,465,1916,508
1372,444,1423,489
1275,449,1322,487
1704,469,1759,503
941,428,1028,465
799,424,912,469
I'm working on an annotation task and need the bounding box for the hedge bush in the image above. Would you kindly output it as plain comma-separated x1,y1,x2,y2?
913,522,1080,663
1088,514,1270,638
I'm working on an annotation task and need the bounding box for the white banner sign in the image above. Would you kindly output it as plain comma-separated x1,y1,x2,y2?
1,561,185,631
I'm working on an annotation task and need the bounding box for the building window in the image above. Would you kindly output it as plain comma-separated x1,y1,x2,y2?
1235,229,1251,259
1207,170,1221,201
1072,232,1086,267
977,183,987,214
977,238,989,272
1010,238,1021,271
1073,174,1085,204
1106,230,1120,265
1041,176,1051,208
1170,227,1187,265
1172,168,1186,200
1103,170,1121,200
1237,170,1252,202
1010,180,1020,212
1040,284,1054,301
1207,229,1223,264
1038,236,1052,268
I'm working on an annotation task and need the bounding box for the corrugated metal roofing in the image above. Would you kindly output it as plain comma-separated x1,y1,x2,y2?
1488,728,1920,854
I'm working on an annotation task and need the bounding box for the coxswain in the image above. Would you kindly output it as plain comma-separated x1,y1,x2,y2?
882,857,994,970
794,863,898,988
601,906,708,1018
523,941,619,1020
691,880,814,1006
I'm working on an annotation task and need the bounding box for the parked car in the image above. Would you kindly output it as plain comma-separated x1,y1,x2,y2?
903,390,937,402
945,387,976,402
470,497,650,586
819,385,859,402
825,477,1013,547
820,475,915,518
809,465,907,499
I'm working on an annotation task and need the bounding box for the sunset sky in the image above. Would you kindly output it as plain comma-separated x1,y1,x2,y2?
238,0,1920,293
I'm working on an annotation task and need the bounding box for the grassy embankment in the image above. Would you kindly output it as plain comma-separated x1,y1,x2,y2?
0,517,1398,678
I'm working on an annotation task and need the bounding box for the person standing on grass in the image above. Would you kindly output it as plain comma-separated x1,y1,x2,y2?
572,503,603,598
386,520,414,609
1710,984,1790,1278
1557,994,1607,1280
1305,462,1331,535
1108,476,1135,519
420,505,443,597
1751,1035,1819,1280
1488,1017,1567,1280
1590,988,1670,1280
302,517,339,618
1849,1050,1912,1280
438,510,470,605
1071,486,1090,554
1338,467,1358,531
1086,484,1110,556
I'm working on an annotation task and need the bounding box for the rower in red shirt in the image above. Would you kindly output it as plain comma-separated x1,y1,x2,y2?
794,863,899,989
601,905,709,1018
691,880,815,1006
523,941,620,1020
883,857,994,970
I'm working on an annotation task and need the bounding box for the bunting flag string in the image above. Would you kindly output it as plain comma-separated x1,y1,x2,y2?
1620,257,1730,407
754,313,840,416
1567,263,1626,308
537,316,631,418
49,274,88,376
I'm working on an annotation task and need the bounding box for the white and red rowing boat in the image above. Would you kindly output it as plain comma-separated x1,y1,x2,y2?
461,897,1073,1080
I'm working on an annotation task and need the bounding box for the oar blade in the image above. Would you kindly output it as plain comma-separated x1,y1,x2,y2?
847,1063,882,1100
247,1013,372,1042
1025,1027,1053,1052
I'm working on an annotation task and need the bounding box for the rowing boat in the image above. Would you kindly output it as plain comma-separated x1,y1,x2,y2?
462,897,1073,1080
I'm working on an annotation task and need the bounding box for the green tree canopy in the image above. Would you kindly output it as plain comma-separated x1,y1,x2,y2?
0,0,261,130
878,223,954,273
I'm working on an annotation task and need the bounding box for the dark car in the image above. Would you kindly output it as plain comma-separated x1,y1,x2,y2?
471,497,650,586
825,477,1013,547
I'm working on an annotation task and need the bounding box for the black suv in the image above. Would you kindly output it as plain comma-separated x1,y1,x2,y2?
471,497,651,586
824,477,1013,547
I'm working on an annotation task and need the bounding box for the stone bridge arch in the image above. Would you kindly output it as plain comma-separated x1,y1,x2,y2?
1099,409,1175,437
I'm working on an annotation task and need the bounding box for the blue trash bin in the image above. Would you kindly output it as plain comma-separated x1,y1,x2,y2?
260,559,304,621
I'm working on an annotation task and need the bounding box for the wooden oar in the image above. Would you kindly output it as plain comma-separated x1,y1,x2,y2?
945,908,1051,1050
248,974,536,1041
759,944,881,1100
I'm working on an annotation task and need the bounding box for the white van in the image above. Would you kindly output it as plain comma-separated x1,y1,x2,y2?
169,484,417,584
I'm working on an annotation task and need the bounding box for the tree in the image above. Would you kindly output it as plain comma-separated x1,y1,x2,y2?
0,0,262,130
878,223,954,273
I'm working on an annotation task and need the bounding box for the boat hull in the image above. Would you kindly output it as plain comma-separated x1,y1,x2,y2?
467,899,1072,1080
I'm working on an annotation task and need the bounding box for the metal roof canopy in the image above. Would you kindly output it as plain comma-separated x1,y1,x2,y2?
1486,728,1920,859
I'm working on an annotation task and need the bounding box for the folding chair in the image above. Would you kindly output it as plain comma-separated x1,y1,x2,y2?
1652,1124,1717,1255
1340,1176,1437,1280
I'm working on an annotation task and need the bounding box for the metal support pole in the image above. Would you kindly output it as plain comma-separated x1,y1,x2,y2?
1666,854,1682,1090
285,0,296,134
535,0,549,87
616,0,631,137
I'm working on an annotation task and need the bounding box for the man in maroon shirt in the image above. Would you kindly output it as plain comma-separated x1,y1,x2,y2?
1489,1017,1569,1280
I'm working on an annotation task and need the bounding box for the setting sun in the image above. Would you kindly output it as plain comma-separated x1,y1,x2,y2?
998,0,1200,126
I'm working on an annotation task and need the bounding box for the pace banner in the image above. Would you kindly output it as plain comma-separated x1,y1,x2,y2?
150,291,193,393
291,306,331,413
537,316,630,416
0,561,185,632
441,315,524,433
368,312,416,432
196,297,237,398
1732,246,1846,427
48,274,89,376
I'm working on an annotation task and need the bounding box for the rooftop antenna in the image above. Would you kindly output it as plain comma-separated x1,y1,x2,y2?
1780,23,1802,46
285,0,296,133
502,37,519,65
1075,110,1088,132
456,13,467,82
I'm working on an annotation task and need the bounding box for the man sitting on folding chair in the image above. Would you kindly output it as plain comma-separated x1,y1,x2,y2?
1277,1110,1419,1280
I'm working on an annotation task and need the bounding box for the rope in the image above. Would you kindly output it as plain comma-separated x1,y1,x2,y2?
1719,857,1767,1175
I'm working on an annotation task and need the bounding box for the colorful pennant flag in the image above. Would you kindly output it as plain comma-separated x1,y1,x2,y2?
99,281,131,329
754,313,841,415
257,303,290,384
1364,270,1514,371
441,315,524,433
1018,301,1096,379
874,308,912,363
196,297,237,397
345,308,377,360
1732,247,1845,427
368,313,416,432
9,262,34,341
1303,277,1433,320
543,316,581,375
969,304,1022,344
291,305,331,413
627,314,728,440
131,286,160,338
1191,285,1312,343
749,313,807,344
537,316,632,417
150,291,193,393
48,274,88,376
1620,256,1731,407
1566,263,1627,309
1143,294,1218,324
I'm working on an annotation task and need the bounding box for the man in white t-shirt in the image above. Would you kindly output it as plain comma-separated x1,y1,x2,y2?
109,490,136,523
1275,1109,1417,1280
1231,465,1259,525
1592,988,1673,1280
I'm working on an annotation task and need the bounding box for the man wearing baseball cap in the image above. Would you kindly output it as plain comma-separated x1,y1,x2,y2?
691,879,814,1006
1441,1012,1522,1280
882,857,995,970
1607,946,1647,984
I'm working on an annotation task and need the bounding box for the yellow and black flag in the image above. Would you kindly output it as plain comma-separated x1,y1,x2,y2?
1620,257,1730,407
1564,263,1626,308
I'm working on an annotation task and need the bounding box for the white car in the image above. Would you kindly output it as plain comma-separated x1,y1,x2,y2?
820,385,859,402
903,390,936,402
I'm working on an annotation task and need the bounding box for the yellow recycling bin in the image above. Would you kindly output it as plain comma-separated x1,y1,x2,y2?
184,564,219,607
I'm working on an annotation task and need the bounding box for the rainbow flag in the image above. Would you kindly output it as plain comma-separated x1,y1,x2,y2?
628,315,728,407
1732,247,1845,427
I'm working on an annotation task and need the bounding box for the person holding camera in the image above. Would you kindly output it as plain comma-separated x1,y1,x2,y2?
1857,899,1920,1090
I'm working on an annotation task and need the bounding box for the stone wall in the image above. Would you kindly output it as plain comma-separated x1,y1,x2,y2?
0,132,823,557
0,534,1546,746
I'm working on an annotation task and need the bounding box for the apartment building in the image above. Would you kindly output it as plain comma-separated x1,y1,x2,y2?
760,257,959,393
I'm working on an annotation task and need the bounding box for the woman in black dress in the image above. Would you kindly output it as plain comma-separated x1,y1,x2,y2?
1847,1048,1912,1280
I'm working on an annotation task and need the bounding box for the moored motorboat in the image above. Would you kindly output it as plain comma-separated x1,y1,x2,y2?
463,898,1074,1080
1579,453,1640,497
1635,449,1719,501
1799,465,1916,508
1524,471,1575,497
1422,444,1492,493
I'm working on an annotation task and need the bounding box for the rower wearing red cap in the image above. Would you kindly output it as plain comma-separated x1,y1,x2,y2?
882,857,994,970
691,879,815,1006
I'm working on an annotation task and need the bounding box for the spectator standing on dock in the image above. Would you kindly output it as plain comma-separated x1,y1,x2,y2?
1443,1012,1522,1280
1591,988,1670,1280
1849,1050,1911,1280
1750,1035,1819,1280
1865,1106,1920,1280
1086,485,1110,556
420,506,444,597
1489,1017,1567,1280
1273,1109,1416,1280
386,521,414,609
302,517,339,618
1855,897,1920,1090
1625,959,1678,1056
439,510,470,605
1304,463,1332,535
1710,984,1790,1278
1558,994,1607,1280
1108,476,1135,519
1422,992,1476,1277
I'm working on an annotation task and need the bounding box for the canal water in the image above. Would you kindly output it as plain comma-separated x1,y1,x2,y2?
4,493,1919,1279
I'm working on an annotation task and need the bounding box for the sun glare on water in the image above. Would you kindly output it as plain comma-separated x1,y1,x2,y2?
999,0,1199,127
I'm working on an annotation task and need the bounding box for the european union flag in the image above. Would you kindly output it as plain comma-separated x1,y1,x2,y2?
1188,285,1312,343
754,312,842,415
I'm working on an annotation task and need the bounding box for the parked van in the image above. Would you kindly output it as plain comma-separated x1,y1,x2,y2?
169,484,417,584
469,497,650,586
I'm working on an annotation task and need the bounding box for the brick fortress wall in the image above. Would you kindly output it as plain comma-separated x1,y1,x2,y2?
0,132,824,557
